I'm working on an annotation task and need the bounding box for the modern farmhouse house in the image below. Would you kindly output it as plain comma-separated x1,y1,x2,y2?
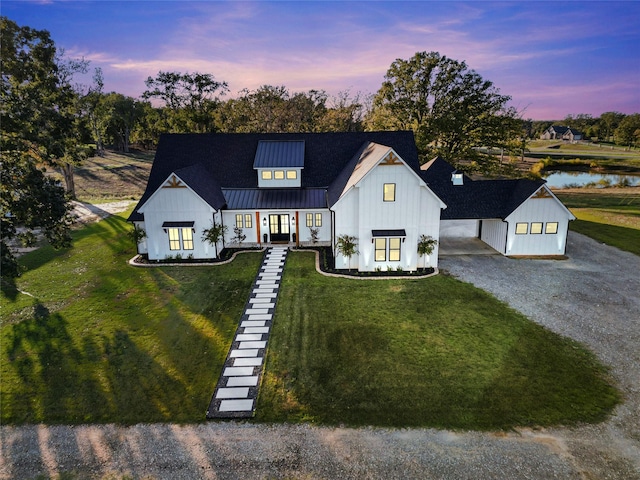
129,131,575,270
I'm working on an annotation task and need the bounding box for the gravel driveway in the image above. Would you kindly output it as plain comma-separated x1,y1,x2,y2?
1,232,639,479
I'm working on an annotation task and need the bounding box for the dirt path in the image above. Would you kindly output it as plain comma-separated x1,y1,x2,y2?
1,232,639,479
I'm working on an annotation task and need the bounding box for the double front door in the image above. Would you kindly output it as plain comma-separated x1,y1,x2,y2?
269,214,290,242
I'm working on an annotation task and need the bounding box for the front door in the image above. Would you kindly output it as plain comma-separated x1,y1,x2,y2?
269,214,290,242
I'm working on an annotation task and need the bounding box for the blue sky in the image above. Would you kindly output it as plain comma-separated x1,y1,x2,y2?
4,1,639,120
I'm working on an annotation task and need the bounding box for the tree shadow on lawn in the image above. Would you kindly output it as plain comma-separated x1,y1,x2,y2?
2,297,210,424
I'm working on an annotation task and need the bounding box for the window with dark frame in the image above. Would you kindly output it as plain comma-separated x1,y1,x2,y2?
389,238,401,261
315,213,322,227
181,227,194,250
168,228,180,250
375,238,386,261
515,223,528,234
244,214,252,228
236,214,243,228
545,222,559,234
306,213,313,227
531,222,543,234
383,183,396,202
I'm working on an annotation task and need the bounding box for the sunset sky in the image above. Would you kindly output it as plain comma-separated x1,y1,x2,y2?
4,1,639,120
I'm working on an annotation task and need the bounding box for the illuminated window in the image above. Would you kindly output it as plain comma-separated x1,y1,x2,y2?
315,213,322,227
236,214,243,227
244,214,252,228
274,170,285,180
383,183,396,202
168,228,181,250
181,228,194,250
389,238,401,261
261,170,272,180
515,223,528,235
306,213,313,227
286,170,297,179
375,238,386,261
531,222,543,234
545,222,559,234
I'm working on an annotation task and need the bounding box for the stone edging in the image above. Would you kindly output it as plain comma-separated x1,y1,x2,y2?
128,249,267,267
129,248,439,280
292,248,439,280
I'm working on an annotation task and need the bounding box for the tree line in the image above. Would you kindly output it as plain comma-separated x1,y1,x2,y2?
1,16,638,278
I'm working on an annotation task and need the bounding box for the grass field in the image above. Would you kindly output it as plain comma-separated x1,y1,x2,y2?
556,188,640,255
1,213,620,428
256,251,619,430
1,211,262,424
47,150,154,204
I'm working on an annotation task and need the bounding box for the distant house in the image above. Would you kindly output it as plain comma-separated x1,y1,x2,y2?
129,132,575,270
541,125,584,141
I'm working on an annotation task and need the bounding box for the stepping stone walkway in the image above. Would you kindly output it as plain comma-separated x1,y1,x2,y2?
206,247,288,419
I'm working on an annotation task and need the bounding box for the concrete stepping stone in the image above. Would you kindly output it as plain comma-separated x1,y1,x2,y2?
207,247,288,419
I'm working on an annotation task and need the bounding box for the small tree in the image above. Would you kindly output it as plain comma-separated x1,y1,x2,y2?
308,227,319,244
128,225,147,246
231,226,246,245
417,234,438,269
201,221,227,257
335,234,359,272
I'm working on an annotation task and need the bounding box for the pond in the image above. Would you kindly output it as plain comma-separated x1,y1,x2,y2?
544,171,640,189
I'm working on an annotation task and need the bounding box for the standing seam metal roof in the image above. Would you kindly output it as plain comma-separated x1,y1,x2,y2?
253,140,305,168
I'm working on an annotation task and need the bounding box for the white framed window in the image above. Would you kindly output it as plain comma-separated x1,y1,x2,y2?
545,222,559,234
244,214,252,228
306,213,313,227
515,223,528,235
383,183,396,202
531,222,543,234
236,214,243,228
261,171,272,180
315,213,322,227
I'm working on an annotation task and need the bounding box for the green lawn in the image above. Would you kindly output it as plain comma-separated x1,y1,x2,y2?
1,212,262,424
556,189,640,255
257,251,619,430
1,214,620,429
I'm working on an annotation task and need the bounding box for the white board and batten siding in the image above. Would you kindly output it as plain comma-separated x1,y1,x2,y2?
440,219,480,238
480,220,508,254
333,158,444,271
505,190,574,256
137,176,217,260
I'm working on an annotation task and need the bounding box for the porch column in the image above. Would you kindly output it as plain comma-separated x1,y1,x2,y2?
295,211,300,247
256,211,261,246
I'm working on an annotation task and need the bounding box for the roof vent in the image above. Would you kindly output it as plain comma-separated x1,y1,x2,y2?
452,172,464,186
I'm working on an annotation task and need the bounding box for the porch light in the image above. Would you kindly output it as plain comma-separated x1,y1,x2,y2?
291,217,295,225
263,218,267,227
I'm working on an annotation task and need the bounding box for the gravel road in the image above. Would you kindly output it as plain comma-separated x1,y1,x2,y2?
1,231,639,479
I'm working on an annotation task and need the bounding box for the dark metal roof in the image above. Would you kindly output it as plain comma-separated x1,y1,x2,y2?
253,141,305,168
162,221,194,228
128,132,419,222
222,188,327,210
372,229,406,237
420,157,544,220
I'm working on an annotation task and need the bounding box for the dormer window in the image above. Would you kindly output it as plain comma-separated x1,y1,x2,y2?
254,140,305,188
452,172,464,185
